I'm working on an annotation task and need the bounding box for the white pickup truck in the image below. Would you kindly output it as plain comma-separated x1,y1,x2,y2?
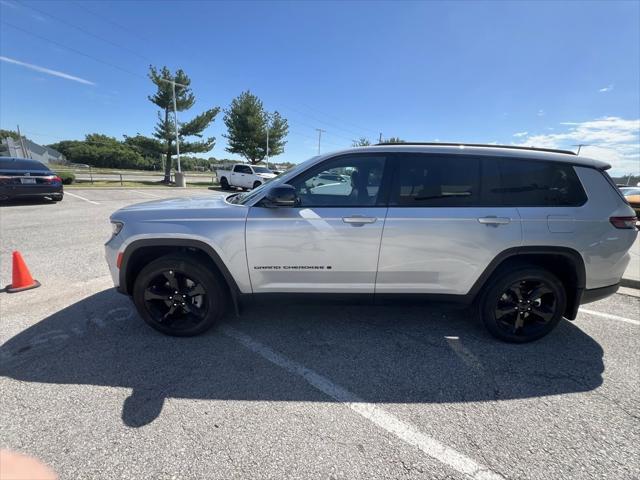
216,164,277,190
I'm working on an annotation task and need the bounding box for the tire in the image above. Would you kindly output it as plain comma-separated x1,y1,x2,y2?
220,177,230,190
132,254,226,337
51,194,63,202
252,181,262,189
480,266,566,343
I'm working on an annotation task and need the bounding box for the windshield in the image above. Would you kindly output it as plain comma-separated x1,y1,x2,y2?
253,166,272,173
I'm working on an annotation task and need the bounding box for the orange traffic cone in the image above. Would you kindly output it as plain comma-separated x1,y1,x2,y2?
6,251,41,293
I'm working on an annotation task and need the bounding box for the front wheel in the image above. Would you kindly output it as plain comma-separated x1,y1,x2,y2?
480,266,566,343
252,181,262,189
220,177,230,190
132,254,226,336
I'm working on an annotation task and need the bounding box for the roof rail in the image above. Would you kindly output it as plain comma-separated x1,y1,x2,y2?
373,142,577,156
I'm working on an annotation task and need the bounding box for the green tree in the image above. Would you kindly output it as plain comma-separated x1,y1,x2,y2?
0,129,21,141
380,137,405,144
49,134,147,169
223,91,289,164
148,66,220,182
352,137,371,147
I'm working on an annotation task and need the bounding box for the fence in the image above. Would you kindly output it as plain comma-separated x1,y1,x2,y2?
53,166,218,186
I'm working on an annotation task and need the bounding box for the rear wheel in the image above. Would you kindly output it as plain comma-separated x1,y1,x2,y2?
480,266,566,343
132,254,225,336
252,181,262,189
51,194,63,202
220,177,230,190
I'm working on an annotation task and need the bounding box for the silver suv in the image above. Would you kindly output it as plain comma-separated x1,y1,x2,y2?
105,144,637,342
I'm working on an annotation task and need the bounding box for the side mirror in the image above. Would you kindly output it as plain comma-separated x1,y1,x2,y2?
263,184,299,207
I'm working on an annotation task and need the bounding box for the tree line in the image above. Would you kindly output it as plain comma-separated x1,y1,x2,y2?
32,66,291,180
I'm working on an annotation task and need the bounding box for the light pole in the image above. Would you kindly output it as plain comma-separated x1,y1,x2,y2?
265,112,271,169
315,128,326,155
158,77,188,174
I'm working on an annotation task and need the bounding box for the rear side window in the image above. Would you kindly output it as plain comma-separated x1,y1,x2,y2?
0,158,49,171
485,158,587,207
233,165,252,174
390,154,480,206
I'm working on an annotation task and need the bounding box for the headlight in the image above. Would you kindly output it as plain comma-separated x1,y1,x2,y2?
111,221,124,236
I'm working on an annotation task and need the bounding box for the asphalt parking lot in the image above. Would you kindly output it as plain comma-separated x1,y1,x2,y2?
1,189,639,480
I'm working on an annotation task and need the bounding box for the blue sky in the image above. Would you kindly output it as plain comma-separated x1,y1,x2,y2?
1,0,638,174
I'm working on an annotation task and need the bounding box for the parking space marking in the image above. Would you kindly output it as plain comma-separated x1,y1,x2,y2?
221,325,504,480
65,191,100,205
579,308,639,326
132,190,162,198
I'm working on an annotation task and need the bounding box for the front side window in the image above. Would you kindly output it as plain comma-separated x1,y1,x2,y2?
234,165,252,174
390,154,480,206
288,155,386,207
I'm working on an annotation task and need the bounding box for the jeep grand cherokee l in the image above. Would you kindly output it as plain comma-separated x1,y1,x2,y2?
105,144,637,342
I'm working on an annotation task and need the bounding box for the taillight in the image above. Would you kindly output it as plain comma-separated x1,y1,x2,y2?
42,176,62,184
609,216,637,229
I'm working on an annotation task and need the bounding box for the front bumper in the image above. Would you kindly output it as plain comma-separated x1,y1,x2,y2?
104,234,125,290
580,283,620,305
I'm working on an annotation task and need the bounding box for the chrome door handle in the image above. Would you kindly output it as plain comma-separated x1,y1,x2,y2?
478,216,511,225
342,216,377,225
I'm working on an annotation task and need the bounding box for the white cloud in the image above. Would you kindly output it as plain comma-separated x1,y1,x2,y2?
599,84,614,93
537,109,545,117
514,116,640,175
0,0,17,8
0,56,95,85
513,131,528,138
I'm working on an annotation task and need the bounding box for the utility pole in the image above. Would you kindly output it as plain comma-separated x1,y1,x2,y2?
16,124,30,158
316,128,326,155
573,144,588,155
265,113,271,169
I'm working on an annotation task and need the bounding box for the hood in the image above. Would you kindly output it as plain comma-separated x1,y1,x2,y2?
256,172,277,179
111,194,248,222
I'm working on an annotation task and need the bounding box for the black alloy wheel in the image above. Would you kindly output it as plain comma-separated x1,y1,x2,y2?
133,254,224,336
481,267,566,343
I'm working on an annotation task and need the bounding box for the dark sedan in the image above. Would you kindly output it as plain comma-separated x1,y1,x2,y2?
0,157,63,202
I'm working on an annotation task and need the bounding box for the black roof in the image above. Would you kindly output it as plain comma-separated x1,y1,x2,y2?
374,142,577,156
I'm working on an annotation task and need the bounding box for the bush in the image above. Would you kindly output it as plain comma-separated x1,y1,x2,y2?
56,171,76,185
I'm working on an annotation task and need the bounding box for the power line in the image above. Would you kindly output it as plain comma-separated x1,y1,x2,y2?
71,0,156,44
298,101,379,136
1,20,146,80
20,2,152,62
280,103,369,140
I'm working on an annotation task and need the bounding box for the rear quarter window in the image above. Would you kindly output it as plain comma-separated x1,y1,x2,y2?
482,158,587,207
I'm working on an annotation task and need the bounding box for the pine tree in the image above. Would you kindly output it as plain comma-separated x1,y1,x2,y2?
148,66,220,182
223,91,289,164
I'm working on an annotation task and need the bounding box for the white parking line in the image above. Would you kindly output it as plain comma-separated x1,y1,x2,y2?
65,191,100,205
579,308,639,326
221,325,504,480
132,190,162,198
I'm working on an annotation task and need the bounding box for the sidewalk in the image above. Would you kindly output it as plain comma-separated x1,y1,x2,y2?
621,235,640,289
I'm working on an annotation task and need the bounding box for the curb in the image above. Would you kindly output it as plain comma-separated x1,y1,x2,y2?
620,278,640,290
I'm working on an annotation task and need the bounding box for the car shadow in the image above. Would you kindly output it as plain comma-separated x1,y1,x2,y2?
0,288,604,428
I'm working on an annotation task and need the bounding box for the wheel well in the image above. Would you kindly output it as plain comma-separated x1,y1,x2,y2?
479,252,584,319
123,245,231,298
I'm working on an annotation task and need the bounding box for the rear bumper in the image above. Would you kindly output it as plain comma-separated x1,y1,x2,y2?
0,185,63,199
580,283,620,305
